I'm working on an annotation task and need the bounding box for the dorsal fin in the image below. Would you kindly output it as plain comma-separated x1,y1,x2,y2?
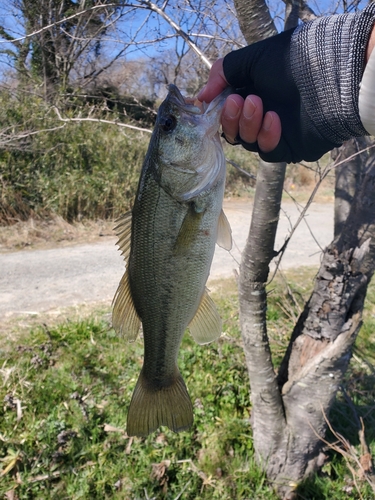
114,211,132,262
188,289,222,345
112,269,141,341
216,209,232,251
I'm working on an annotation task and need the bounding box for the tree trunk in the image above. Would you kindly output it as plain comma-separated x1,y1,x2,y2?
233,0,277,43
333,137,371,237
240,146,375,499
239,160,287,463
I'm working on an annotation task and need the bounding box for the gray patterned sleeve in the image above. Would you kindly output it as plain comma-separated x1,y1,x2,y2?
290,3,375,145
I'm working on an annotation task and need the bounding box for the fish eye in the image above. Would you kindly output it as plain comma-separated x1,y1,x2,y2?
160,114,177,133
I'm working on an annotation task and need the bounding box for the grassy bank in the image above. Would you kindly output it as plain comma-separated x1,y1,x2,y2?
1,272,374,499
0,89,255,225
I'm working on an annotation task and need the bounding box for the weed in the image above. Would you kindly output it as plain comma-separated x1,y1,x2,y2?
0,275,374,499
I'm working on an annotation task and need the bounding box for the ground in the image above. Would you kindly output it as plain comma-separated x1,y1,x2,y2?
0,199,333,331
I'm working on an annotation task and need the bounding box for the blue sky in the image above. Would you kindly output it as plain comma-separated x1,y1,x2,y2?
0,0,372,82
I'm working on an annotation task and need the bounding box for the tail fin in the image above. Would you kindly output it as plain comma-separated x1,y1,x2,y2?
126,369,193,437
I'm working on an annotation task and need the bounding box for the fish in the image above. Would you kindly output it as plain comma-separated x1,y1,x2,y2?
112,84,232,437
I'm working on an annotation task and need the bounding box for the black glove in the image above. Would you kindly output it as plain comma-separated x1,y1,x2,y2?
223,5,375,163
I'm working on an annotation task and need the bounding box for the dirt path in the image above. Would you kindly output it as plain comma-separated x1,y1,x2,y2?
0,200,333,319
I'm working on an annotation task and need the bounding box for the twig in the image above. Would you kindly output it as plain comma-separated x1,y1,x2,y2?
308,406,375,497
173,479,192,500
53,107,152,133
339,385,361,429
29,461,95,483
176,459,215,490
225,158,256,180
270,143,375,280
138,0,212,68
0,4,119,44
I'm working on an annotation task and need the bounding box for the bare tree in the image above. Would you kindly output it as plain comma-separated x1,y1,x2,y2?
0,0,127,101
232,0,375,498
0,0,243,109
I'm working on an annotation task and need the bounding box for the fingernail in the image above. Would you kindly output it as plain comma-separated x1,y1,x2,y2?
243,96,256,119
225,97,240,119
262,112,273,131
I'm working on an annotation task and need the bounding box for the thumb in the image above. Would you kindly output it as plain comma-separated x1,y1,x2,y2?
197,58,229,103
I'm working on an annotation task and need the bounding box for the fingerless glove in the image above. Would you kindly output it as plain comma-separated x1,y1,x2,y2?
223,4,375,163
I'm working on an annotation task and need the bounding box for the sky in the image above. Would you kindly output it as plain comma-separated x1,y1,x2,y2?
0,0,372,84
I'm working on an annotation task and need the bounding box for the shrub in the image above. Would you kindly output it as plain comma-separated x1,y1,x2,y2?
0,89,148,223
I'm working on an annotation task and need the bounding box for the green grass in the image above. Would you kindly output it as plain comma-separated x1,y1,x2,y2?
1,274,374,499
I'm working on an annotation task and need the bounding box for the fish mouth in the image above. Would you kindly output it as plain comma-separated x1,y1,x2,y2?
203,86,233,116
166,83,233,120
165,83,234,142
167,83,234,113
167,84,202,115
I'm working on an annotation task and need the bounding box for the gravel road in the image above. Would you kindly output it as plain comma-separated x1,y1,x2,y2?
0,200,333,319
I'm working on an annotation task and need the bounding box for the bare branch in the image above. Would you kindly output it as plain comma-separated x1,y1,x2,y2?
0,124,67,148
138,0,212,68
53,106,152,133
0,3,120,45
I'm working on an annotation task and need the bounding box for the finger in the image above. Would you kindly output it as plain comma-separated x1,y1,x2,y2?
238,95,264,144
197,58,228,103
257,112,282,153
221,94,244,144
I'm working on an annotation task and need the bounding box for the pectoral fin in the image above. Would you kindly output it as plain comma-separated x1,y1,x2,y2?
174,205,203,253
112,269,141,341
188,289,222,345
216,209,232,251
114,211,132,262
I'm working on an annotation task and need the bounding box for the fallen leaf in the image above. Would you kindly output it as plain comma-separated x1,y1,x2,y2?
104,424,125,433
5,490,18,500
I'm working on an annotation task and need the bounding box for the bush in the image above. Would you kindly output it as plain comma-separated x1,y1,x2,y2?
0,89,148,224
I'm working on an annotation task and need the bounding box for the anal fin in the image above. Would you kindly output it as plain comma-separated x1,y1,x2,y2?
188,289,222,345
112,269,141,341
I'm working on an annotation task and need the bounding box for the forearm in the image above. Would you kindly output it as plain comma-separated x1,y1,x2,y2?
366,24,375,63
222,4,375,162
290,5,375,151
359,24,375,135
200,6,375,163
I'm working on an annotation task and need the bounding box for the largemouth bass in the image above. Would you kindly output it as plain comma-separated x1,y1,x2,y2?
112,84,232,437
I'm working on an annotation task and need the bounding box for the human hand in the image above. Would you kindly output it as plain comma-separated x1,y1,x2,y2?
198,59,282,156
199,9,374,164
198,30,320,164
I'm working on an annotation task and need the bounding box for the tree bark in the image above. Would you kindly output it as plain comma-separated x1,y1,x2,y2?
333,137,371,237
274,152,375,497
233,0,277,43
243,152,375,499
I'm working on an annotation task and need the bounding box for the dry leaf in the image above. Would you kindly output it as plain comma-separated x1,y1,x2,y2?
103,424,125,433
5,489,18,500
151,460,171,482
